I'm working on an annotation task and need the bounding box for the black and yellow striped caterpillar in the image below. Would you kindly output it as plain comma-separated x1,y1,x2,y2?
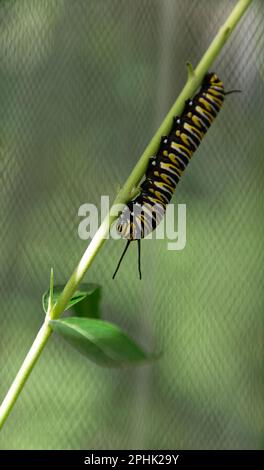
113,72,239,279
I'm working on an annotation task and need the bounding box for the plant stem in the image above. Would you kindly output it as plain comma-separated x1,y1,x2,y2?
0,0,253,431
0,321,52,430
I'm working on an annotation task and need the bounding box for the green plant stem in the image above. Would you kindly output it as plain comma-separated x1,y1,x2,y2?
0,0,253,431
0,321,52,430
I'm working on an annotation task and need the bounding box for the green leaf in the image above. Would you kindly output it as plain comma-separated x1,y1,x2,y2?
42,283,101,318
48,267,54,311
49,317,156,367
71,285,101,319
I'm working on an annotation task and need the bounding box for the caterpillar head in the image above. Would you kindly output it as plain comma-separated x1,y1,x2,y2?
116,201,149,240
116,202,137,240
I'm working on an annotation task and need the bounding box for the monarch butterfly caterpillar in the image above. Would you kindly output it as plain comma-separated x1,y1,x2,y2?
113,72,240,279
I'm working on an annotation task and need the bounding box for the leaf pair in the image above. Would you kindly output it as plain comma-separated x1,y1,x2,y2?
43,283,156,368
42,283,101,319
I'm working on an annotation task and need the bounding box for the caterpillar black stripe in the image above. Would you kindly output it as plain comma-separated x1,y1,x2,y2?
113,72,240,279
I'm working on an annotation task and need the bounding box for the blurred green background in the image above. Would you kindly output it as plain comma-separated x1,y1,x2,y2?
0,0,263,449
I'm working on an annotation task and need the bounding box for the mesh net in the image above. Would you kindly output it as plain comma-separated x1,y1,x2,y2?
0,0,263,450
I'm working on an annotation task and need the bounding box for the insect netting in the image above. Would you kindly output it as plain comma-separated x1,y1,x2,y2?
0,0,263,449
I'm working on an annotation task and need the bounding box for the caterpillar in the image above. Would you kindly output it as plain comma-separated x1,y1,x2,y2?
113,72,239,279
